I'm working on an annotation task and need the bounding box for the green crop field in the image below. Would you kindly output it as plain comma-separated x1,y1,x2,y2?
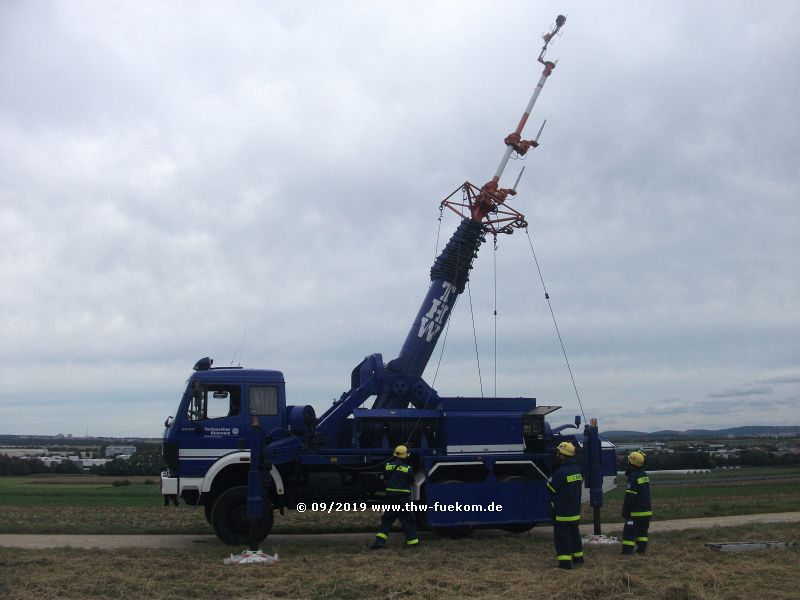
646,466,800,480
0,476,159,508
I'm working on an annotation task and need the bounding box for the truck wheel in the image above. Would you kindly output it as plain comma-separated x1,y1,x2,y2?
210,486,274,546
202,492,219,525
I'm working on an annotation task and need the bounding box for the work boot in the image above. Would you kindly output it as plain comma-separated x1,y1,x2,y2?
369,538,386,550
621,541,635,555
573,557,585,566
636,542,648,554
558,560,573,570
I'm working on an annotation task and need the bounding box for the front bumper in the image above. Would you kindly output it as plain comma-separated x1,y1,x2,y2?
161,471,178,495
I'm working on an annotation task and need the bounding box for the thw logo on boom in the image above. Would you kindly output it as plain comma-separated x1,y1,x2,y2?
418,282,456,342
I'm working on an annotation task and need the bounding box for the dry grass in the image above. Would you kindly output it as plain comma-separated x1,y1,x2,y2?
1,523,798,600
0,505,382,535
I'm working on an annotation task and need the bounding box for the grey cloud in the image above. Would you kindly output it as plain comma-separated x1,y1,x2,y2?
1,1,799,436
708,386,774,399
756,375,800,385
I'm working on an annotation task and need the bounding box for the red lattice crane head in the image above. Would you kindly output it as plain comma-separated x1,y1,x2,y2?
440,14,566,236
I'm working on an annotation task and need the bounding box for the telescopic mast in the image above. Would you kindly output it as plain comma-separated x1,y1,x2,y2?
380,15,568,400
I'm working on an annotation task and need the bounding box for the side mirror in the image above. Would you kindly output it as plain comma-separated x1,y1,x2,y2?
164,416,174,428
574,415,581,428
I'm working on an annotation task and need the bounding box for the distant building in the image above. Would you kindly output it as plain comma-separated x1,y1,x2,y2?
615,443,666,452
709,448,740,457
0,447,48,457
105,445,137,457
78,458,113,471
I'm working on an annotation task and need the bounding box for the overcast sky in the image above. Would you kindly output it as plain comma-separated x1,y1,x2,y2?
1,1,798,437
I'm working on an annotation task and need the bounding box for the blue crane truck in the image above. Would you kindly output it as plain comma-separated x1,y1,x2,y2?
160,14,618,546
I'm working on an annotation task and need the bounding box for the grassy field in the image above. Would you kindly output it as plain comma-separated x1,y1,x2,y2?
1,469,799,599
1,522,798,599
646,466,800,480
1,468,798,535
600,467,800,521
0,475,159,508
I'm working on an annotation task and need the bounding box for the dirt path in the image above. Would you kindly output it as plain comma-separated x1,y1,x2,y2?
1,512,798,549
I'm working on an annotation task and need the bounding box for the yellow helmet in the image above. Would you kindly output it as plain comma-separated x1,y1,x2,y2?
393,445,410,459
628,451,645,467
557,441,576,457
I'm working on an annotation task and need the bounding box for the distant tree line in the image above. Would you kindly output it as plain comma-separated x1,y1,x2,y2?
0,454,83,475
0,447,166,476
4,446,798,476
617,449,800,470
91,448,165,476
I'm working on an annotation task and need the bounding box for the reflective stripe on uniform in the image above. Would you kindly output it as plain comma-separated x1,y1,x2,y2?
555,514,580,522
386,488,410,493
631,510,652,517
558,555,572,561
375,533,387,539
547,482,556,493
566,473,582,483
406,538,419,545
622,540,636,546
636,537,648,542
625,489,638,494
385,464,410,473
637,476,650,485
573,551,584,558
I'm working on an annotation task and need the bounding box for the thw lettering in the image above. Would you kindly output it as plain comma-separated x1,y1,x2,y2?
418,282,456,342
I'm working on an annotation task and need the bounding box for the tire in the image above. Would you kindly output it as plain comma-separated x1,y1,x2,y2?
210,485,274,546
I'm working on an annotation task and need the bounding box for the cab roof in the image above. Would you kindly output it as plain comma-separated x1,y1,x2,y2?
190,357,283,383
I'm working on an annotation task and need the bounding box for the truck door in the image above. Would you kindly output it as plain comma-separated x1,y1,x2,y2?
180,381,245,476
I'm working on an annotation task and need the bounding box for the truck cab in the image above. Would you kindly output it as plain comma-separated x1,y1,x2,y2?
161,358,287,511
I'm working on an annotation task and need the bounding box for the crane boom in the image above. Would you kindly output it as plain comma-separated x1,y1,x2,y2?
376,15,567,407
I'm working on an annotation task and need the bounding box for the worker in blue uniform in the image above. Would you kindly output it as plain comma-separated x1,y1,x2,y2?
370,445,420,549
621,450,652,554
547,441,584,569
